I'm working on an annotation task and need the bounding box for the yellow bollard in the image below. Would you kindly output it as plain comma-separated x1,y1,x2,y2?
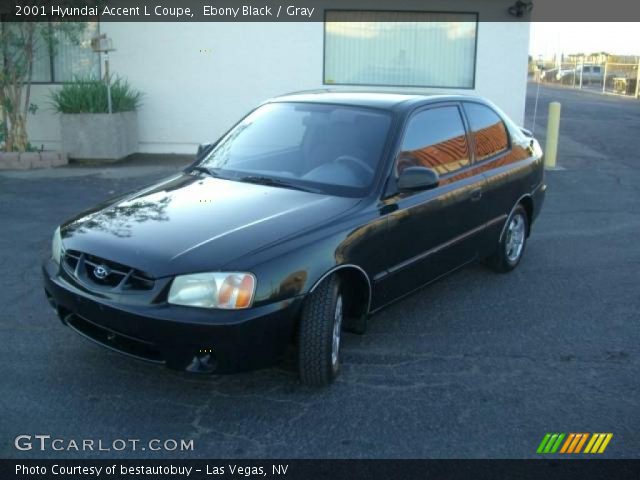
544,102,561,169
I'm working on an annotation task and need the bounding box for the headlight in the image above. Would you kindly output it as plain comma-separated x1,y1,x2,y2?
52,226,63,264
168,272,256,309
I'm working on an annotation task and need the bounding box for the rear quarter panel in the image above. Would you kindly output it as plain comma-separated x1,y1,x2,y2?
479,128,544,252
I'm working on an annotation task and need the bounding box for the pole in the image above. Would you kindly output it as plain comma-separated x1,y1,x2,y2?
105,52,112,114
579,57,584,89
636,58,640,99
602,62,608,93
545,102,561,169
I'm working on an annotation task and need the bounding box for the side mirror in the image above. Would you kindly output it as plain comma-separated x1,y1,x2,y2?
196,142,215,160
397,166,439,191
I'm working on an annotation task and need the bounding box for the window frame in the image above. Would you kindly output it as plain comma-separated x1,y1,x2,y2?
460,101,512,165
392,101,473,180
322,9,479,90
0,18,102,85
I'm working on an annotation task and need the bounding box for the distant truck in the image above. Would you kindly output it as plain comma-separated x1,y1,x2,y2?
556,64,604,84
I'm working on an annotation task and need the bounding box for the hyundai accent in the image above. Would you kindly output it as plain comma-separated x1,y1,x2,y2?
43,91,545,385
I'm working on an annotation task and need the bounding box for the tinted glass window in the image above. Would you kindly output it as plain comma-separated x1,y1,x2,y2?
397,106,470,175
463,103,509,161
200,103,391,195
593,66,601,73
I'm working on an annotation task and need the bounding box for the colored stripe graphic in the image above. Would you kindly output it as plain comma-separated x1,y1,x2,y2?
598,434,613,453
537,433,565,454
584,433,613,454
567,433,582,453
537,434,552,454
550,433,565,453
539,433,613,454
560,433,575,453
584,434,599,453
544,434,559,453
574,433,589,453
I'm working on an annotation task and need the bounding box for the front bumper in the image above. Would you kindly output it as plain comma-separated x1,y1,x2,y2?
42,260,303,373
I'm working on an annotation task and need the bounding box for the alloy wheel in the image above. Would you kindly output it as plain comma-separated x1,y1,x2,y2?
331,294,343,369
505,213,526,262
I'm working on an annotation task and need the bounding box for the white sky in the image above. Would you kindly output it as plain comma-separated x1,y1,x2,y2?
530,23,640,57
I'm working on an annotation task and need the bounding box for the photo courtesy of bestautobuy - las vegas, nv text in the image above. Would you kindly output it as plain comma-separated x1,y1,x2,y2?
1,0,639,479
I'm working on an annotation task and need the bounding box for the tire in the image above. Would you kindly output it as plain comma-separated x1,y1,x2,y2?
298,275,344,386
486,205,529,273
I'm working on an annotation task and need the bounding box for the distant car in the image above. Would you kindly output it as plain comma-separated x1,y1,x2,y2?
43,91,546,386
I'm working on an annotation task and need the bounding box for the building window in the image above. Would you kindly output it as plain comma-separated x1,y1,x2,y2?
397,106,470,176
3,21,100,83
324,11,477,88
463,103,509,161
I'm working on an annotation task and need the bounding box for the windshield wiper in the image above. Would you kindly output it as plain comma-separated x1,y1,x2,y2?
188,165,220,177
238,175,318,193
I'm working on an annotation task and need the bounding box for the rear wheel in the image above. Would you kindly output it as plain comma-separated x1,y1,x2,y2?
486,205,528,273
298,275,343,386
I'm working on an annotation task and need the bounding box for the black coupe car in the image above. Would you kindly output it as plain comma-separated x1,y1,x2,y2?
43,91,545,385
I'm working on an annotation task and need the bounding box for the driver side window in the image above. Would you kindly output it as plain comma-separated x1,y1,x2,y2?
397,106,470,176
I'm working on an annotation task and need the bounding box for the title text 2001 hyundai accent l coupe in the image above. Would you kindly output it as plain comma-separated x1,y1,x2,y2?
43,91,545,385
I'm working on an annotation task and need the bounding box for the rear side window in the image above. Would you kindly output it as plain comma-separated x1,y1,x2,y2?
463,103,509,161
397,106,470,176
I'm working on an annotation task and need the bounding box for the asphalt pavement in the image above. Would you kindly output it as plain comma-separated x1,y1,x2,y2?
1,84,638,458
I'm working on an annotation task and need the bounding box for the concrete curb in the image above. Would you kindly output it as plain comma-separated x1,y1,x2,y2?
0,151,68,170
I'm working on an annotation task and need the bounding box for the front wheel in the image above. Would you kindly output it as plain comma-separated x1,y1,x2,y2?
486,205,529,273
297,275,344,386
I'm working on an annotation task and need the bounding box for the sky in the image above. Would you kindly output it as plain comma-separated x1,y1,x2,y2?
530,23,640,58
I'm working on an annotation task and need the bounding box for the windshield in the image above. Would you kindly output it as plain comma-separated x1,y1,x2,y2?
198,102,392,196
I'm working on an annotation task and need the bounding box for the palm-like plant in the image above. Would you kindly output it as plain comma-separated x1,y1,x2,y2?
50,78,142,114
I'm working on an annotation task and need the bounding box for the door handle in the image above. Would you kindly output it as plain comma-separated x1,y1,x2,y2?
470,188,483,202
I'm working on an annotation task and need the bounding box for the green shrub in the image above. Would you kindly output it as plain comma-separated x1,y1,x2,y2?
50,78,142,114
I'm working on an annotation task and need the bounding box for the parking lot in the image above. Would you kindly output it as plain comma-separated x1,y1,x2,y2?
1,84,638,459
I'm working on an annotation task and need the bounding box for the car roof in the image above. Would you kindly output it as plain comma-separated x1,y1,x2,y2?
266,89,486,112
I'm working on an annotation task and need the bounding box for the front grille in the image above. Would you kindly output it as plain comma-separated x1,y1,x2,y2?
63,250,155,292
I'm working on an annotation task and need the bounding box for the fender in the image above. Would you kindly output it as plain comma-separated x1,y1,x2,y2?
499,193,533,242
308,264,373,314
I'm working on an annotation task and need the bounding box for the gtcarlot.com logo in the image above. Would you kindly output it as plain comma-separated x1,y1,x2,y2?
537,433,613,454
14,435,194,452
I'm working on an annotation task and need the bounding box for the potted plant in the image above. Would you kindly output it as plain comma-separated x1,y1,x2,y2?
50,78,142,162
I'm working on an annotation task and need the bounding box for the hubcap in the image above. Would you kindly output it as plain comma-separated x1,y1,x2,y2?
331,295,343,368
505,213,526,262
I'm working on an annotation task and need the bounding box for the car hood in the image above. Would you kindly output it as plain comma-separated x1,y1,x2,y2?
61,173,359,278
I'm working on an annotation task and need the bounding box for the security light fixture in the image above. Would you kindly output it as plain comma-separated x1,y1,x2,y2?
90,34,115,54
508,1,533,17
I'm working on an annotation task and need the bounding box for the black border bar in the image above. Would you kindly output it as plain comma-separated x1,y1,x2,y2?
4,459,640,480
3,0,640,21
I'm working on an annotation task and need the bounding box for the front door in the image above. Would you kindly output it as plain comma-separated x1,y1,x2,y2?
374,104,489,307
